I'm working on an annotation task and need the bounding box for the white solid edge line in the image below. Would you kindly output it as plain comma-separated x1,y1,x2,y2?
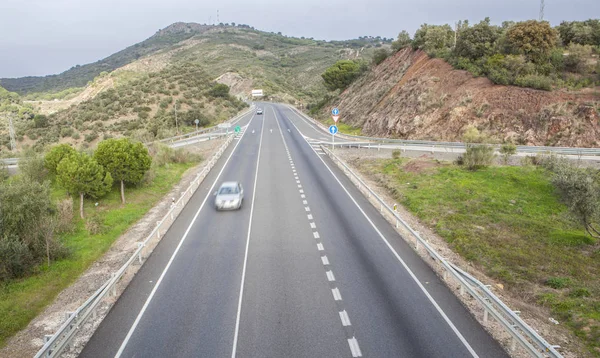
114,112,256,358
284,106,480,358
231,107,266,358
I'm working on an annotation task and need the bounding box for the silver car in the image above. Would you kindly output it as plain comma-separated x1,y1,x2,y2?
214,181,244,210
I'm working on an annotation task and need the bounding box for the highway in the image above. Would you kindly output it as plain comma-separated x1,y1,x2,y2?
80,103,508,357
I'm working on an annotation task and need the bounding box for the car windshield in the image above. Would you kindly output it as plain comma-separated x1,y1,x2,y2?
218,186,239,195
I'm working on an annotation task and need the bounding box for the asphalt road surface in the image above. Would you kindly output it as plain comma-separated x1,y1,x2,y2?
80,103,508,358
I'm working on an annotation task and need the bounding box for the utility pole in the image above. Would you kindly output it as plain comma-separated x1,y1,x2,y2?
174,100,179,135
454,22,458,48
7,113,16,152
539,0,545,21
217,10,220,24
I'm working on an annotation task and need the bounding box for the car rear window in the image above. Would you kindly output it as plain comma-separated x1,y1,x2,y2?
219,186,239,194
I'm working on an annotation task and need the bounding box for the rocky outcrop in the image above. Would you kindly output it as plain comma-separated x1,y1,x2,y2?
328,49,600,147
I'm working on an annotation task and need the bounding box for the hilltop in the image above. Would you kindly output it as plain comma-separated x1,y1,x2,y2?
0,23,384,152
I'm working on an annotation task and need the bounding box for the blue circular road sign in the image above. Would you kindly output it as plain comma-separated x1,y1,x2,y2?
332,108,340,116
329,125,338,135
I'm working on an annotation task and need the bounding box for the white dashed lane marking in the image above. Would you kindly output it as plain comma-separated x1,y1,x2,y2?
339,310,352,326
332,287,342,301
271,107,362,357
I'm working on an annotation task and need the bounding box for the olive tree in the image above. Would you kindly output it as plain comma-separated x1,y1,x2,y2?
94,138,152,204
57,152,113,219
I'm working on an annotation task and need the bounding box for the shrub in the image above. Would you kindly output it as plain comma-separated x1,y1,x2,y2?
55,198,74,234
209,83,230,98
84,132,99,142
372,49,390,65
461,144,496,170
392,150,401,159
545,276,571,289
60,127,74,138
85,213,106,235
0,237,34,280
19,152,48,183
321,60,366,91
499,143,517,164
514,74,553,91
564,43,593,74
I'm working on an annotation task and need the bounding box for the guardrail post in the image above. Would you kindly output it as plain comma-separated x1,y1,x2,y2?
380,203,383,213
483,307,489,324
460,284,465,296
44,335,53,357
378,143,381,152
111,273,117,297
511,334,517,351
156,221,161,238
137,242,144,264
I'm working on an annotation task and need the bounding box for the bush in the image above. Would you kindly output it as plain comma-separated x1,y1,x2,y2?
545,276,571,289
514,74,553,91
372,49,390,65
321,60,366,91
19,152,48,183
153,144,200,166
499,143,517,164
564,44,593,74
461,144,495,170
85,213,106,235
55,198,74,234
84,132,99,142
0,237,34,281
209,83,230,98
392,150,401,159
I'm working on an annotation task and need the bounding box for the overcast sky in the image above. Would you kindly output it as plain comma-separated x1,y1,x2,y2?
1,0,598,78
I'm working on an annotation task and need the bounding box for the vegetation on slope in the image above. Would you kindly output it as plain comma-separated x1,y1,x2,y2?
391,18,600,91
10,63,247,152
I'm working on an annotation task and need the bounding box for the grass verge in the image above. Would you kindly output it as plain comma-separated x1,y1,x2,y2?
0,162,195,348
352,157,600,356
322,118,363,136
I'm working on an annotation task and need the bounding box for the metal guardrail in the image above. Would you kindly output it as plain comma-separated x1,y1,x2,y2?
288,106,600,157
0,157,19,165
34,133,236,358
322,145,562,358
155,106,254,145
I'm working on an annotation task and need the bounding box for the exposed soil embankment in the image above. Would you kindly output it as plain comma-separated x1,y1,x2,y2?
330,49,600,147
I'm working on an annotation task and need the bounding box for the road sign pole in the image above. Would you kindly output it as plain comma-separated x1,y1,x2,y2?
332,133,334,150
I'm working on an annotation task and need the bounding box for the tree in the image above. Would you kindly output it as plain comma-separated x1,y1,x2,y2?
209,83,230,98
391,30,412,51
94,138,152,204
413,24,454,55
564,43,594,74
321,60,364,91
551,162,600,240
57,152,113,219
372,49,390,65
506,20,558,63
44,144,76,175
455,18,501,60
